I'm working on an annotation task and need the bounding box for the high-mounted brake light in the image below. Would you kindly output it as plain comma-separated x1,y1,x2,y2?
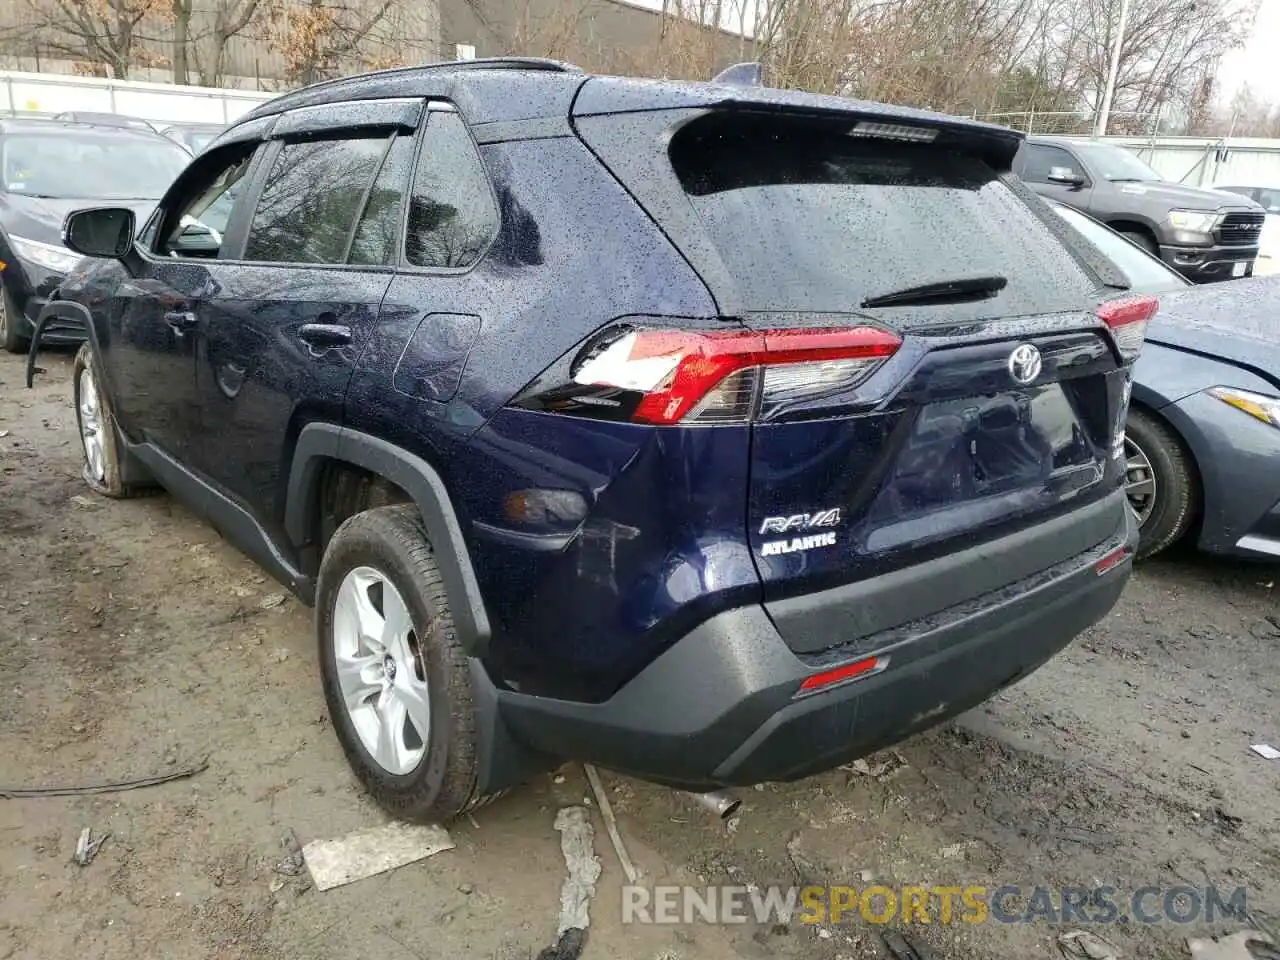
849,121,937,143
1097,294,1158,362
562,326,901,425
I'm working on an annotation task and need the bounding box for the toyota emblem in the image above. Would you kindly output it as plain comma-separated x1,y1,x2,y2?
1007,343,1042,385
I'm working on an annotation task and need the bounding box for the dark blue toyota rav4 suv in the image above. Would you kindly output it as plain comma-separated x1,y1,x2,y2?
40,58,1145,821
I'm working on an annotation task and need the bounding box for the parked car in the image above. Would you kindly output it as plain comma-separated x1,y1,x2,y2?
1048,200,1280,560
37,58,1142,822
0,118,193,352
52,111,159,133
1014,136,1266,283
159,122,227,155
1210,183,1280,276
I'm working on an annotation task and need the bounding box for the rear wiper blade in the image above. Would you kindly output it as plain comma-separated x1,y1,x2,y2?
860,275,1007,309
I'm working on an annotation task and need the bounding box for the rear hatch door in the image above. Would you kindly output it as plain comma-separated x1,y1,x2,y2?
575,95,1135,654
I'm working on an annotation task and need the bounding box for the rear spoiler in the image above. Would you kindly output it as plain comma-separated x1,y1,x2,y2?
712,63,764,87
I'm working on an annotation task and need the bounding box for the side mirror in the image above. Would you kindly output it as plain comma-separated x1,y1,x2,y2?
63,207,136,260
1047,166,1086,187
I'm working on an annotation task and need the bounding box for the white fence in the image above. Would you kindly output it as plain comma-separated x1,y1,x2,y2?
1104,136,1280,189
0,70,277,126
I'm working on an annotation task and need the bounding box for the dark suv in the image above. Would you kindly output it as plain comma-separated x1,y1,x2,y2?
39,58,1142,821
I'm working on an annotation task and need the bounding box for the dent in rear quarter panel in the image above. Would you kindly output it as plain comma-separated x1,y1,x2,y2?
341,134,727,702
457,413,757,702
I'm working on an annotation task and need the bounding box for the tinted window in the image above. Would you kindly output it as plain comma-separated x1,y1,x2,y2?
1071,142,1161,182
669,115,1099,316
405,112,498,268
0,131,189,200
349,136,414,266
1052,205,1188,295
245,136,389,264
1019,144,1080,183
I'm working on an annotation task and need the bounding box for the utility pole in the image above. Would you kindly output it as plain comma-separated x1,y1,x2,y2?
1095,0,1131,137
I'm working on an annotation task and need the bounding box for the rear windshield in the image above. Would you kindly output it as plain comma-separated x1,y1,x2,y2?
669,114,1099,317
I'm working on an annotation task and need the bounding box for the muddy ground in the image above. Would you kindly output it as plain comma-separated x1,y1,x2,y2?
1,348,1277,960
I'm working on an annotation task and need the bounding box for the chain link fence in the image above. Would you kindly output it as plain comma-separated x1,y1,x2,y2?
971,110,1161,136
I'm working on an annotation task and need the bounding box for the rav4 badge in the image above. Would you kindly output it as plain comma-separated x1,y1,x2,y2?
759,508,842,535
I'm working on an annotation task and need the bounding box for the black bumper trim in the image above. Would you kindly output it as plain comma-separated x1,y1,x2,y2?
766,489,1127,655
496,507,1137,790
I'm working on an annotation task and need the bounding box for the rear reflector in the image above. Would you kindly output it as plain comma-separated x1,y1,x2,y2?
1094,545,1131,576
1098,295,1159,362
796,655,888,695
533,324,902,425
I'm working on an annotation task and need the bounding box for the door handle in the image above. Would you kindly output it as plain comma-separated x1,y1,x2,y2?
298,323,353,347
164,310,199,331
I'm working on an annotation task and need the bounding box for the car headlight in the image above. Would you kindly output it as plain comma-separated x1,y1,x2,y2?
1166,210,1221,233
8,235,82,274
1209,386,1280,428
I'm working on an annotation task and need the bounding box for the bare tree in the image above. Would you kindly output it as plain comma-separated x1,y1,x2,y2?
28,0,170,78
1225,83,1280,137
1038,0,1255,130
190,0,269,86
266,0,398,84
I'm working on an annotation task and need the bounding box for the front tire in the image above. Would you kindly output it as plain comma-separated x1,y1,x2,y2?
0,284,30,354
317,504,481,822
73,343,149,498
1124,408,1199,558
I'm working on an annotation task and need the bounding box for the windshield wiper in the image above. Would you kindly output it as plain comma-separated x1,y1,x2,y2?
1108,177,1146,183
860,275,1007,309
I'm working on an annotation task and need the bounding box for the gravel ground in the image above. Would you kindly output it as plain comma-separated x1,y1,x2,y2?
2,349,1277,960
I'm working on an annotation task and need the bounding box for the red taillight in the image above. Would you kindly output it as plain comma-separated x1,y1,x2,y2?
796,655,888,695
1098,295,1158,362
567,326,901,425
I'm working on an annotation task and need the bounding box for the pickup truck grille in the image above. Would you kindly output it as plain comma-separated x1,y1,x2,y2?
1217,212,1266,245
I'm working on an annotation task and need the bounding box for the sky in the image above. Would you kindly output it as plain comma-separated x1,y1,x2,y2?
1219,0,1280,104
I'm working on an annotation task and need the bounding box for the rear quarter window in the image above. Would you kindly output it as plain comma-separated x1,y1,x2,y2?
668,114,1101,318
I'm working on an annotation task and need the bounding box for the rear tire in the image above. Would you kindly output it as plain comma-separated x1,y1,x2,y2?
1124,408,1198,559
1120,231,1159,258
0,284,30,354
317,504,482,822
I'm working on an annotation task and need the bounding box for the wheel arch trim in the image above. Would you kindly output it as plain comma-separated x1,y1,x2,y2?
26,299,97,388
286,422,492,656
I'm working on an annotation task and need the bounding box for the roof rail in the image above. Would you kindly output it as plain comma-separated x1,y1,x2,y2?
294,57,584,95
445,57,584,74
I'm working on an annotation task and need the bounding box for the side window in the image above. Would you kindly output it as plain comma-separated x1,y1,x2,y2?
1257,188,1280,212
1021,144,1082,184
244,135,390,264
348,136,415,266
405,112,499,268
160,147,256,258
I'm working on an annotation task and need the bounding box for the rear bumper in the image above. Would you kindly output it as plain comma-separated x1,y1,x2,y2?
1159,243,1258,282
497,497,1136,790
